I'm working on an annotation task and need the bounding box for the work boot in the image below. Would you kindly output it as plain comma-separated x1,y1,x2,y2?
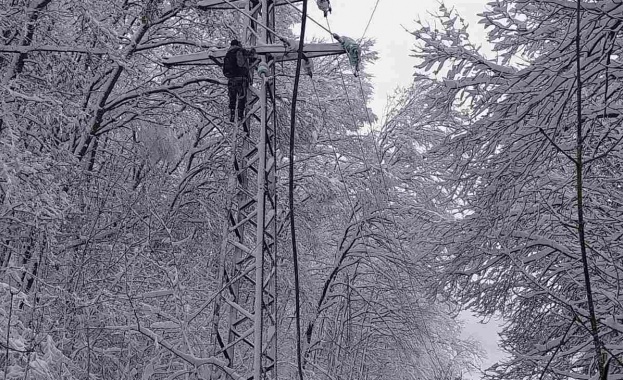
229,109,235,123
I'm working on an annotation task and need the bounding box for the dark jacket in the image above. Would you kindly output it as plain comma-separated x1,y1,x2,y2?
223,46,249,78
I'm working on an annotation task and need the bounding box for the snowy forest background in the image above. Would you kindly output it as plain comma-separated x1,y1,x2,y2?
2,0,623,379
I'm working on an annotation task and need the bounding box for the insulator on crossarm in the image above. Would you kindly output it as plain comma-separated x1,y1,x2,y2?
302,57,314,78
316,0,331,17
257,61,270,77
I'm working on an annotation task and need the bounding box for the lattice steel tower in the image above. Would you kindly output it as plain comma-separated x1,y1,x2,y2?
164,1,344,379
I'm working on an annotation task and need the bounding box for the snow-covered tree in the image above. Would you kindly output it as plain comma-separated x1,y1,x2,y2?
1,0,480,378
408,1,623,378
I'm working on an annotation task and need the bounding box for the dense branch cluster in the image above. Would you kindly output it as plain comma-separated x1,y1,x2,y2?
0,1,478,379
407,0,623,378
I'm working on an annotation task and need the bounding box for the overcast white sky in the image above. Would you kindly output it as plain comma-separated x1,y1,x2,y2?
307,0,506,375
306,0,491,117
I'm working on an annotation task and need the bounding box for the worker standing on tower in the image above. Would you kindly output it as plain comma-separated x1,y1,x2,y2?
223,39,250,122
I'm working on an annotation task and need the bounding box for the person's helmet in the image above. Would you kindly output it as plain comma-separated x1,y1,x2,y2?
230,39,241,46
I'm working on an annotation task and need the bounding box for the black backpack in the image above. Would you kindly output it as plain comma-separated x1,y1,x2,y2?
223,47,247,78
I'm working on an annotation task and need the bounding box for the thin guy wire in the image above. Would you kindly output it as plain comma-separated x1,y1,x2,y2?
359,0,381,42
280,0,333,35
327,17,415,287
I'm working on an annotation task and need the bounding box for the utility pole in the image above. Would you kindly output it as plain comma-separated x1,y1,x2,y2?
164,1,345,379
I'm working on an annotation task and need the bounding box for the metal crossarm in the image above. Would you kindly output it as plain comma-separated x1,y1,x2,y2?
163,43,345,66
198,0,303,10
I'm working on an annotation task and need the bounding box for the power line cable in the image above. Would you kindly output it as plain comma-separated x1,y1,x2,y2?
281,0,333,35
336,9,411,247
289,1,309,380
326,14,406,309
325,18,387,215
288,18,384,367
326,17,415,288
285,11,419,376
284,4,414,370
359,0,381,42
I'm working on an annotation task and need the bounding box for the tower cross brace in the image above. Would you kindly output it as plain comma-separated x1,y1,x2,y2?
164,2,345,379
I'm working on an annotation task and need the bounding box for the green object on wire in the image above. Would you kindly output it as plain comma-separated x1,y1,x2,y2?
333,34,360,75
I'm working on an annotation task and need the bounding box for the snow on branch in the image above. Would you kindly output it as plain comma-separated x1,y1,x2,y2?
0,45,108,55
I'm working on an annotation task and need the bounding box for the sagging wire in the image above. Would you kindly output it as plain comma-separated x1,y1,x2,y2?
297,15,402,371
331,13,414,266
289,1,309,380
286,0,409,373
326,18,424,321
